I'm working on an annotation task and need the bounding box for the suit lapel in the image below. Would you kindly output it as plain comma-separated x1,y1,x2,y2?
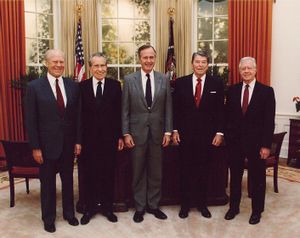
133,71,148,108
151,71,162,108
246,81,261,114
63,77,71,108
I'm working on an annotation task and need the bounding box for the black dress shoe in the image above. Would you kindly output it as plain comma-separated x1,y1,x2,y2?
178,207,189,219
198,207,212,218
80,212,95,225
146,208,168,220
133,211,145,223
224,208,240,220
103,211,118,223
44,223,56,233
65,217,79,226
249,213,261,225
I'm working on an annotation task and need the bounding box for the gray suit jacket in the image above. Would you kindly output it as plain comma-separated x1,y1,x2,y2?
122,70,172,145
25,77,81,160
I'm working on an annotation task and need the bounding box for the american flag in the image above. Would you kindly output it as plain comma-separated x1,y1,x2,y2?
165,16,176,84
74,18,86,82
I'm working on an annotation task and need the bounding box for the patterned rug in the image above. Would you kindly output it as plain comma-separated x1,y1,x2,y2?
1,165,299,190
266,165,300,183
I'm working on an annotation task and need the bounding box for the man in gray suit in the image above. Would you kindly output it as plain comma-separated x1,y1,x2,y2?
25,49,81,232
122,44,172,223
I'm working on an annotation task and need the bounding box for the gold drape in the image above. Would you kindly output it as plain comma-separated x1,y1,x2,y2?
154,0,193,77
60,0,99,78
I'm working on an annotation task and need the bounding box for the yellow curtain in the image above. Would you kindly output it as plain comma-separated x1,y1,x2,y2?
59,0,99,78
155,0,193,77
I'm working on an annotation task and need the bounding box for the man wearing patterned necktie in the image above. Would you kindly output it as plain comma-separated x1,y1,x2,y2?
172,51,225,219
25,49,81,232
224,57,275,225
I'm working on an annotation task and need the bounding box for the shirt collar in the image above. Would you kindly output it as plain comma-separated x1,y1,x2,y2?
243,78,256,88
141,69,154,79
192,73,206,84
93,76,105,87
47,72,63,85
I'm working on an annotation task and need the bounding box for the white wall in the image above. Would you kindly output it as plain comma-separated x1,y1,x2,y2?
271,0,300,157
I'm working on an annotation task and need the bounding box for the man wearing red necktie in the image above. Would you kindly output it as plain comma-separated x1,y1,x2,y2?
25,49,81,232
224,57,275,225
173,51,225,219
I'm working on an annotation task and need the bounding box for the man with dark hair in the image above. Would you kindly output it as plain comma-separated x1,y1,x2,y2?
25,49,81,233
173,50,225,219
79,52,124,225
224,57,275,225
122,44,173,223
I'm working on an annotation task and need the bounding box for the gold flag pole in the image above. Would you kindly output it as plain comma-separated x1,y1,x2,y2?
168,7,175,19
76,1,83,19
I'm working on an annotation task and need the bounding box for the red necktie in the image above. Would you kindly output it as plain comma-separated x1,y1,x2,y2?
194,78,202,108
55,79,65,117
242,84,249,114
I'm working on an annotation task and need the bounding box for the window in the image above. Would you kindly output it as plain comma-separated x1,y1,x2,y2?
24,0,54,74
100,0,152,81
196,0,228,77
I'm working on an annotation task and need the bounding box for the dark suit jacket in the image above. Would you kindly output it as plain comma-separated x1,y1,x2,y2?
173,73,224,144
225,81,275,156
25,77,81,160
80,77,122,151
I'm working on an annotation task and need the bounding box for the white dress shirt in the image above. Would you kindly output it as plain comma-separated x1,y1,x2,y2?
192,73,206,96
92,77,105,97
241,79,256,106
47,73,67,106
141,69,155,100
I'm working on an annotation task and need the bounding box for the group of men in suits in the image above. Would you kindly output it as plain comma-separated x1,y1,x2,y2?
25,47,275,233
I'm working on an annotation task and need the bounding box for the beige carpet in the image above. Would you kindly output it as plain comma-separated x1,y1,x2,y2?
0,170,300,238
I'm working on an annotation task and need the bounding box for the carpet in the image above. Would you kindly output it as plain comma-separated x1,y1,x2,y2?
266,165,300,183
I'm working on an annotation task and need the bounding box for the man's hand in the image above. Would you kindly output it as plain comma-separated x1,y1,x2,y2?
162,134,171,147
74,144,81,157
118,138,124,151
32,149,43,164
260,147,271,159
212,134,223,147
124,134,135,148
172,131,180,145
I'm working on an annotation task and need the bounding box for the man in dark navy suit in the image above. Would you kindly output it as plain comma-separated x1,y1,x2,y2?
224,57,275,225
79,52,124,225
172,51,225,219
25,49,81,232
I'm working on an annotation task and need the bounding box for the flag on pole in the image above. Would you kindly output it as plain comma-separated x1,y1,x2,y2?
74,18,86,82
165,16,176,83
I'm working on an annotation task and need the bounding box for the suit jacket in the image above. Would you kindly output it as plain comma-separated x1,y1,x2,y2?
25,77,81,160
80,77,122,150
122,70,172,145
225,81,275,155
173,74,224,143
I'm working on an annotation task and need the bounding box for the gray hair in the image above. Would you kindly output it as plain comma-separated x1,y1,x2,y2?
239,57,257,69
88,52,107,67
44,49,65,62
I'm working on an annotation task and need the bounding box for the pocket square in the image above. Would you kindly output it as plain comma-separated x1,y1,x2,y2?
210,91,217,94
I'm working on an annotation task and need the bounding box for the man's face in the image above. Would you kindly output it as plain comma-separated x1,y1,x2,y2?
239,60,256,84
139,47,156,73
192,55,209,78
89,56,107,80
45,52,65,78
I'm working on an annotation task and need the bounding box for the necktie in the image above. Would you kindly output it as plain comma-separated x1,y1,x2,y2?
242,84,249,114
96,81,103,104
55,79,65,118
145,73,152,108
194,78,202,108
